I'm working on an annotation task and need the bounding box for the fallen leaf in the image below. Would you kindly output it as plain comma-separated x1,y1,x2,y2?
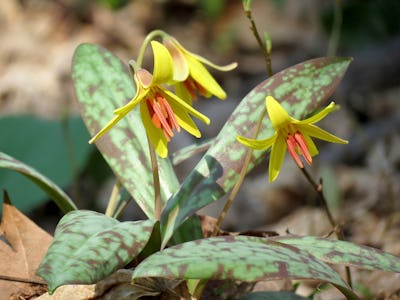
0,191,52,299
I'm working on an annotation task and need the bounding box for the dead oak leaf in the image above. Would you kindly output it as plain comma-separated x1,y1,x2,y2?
0,191,52,299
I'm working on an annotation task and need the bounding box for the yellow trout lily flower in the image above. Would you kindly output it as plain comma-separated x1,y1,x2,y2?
237,96,348,182
89,41,210,158
162,36,237,102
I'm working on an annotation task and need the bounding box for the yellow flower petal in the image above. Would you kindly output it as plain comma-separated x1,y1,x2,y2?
296,102,338,125
173,82,193,105
186,54,226,99
168,36,237,72
266,96,291,130
88,113,125,144
192,53,238,72
140,102,168,158
163,89,210,125
169,102,201,138
237,134,276,150
302,134,319,157
268,135,287,182
298,124,348,144
163,38,189,81
150,41,174,86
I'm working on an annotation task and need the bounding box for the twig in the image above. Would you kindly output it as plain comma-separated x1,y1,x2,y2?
300,166,352,288
0,275,46,285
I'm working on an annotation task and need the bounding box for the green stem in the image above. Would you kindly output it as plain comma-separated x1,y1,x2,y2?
136,29,168,67
147,135,161,221
300,166,352,288
105,180,121,217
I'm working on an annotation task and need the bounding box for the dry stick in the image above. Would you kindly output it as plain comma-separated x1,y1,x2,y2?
299,167,353,288
245,9,273,77
0,275,46,285
147,136,161,221
212,7,272,236
212,108,267,236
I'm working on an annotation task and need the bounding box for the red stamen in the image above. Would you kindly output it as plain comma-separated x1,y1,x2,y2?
183,78,198,101
157,95,180,133
146,93,180,141
286,134,303,168
294,131,312,165
194,80,208,97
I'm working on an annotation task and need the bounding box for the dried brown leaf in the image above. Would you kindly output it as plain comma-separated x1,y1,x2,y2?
0,192,52,299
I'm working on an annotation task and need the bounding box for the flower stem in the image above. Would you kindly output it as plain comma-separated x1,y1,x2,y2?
105,180,121,217
212,5,272,235
146,135,162,221
136,29,168,67
299,166,352,288
244,8,272,76
212,108,266,236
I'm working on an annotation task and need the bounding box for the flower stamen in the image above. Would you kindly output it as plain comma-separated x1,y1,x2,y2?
286,131,312,168
146,93,180,141
183,78,209,101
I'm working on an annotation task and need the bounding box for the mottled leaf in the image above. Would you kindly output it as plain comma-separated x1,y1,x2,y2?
275,236,400,273
37,210,155,293
132,236,350,291
0,152,76,213
238,291,308,300
72,43,179,218
161,57,352,244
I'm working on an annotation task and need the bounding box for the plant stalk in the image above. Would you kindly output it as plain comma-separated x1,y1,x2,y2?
299,166,352,288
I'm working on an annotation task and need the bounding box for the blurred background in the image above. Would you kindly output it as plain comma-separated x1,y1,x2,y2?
0,0,399,252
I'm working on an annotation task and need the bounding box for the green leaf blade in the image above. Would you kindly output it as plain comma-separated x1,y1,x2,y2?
0,152,77,213
132,236,349,290
275,236,400,273
161,57,353,244
72,43,179,219
37,210,155,293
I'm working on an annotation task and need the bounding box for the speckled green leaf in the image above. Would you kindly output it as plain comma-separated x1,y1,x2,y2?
132,236,350,291
161,57,352,244
0,152,76,213
275,236,400,273
238,291,308,300
37,210,155,293
72,43,179,218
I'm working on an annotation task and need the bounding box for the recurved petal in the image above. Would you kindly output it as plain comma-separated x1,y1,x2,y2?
296,102,338,125
190,52,238,72
150,41,174,86
140,102,168,158
163,38,189,81
302,133,319,157
166,36,237,72
88,113,126,144
163,89,210,125
237,134,276,150
266,96,292,130
169,102,201,138
173,82,193,105
268,134,287,182
186,54,227,99
297,124,348,144
113,86,148,115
